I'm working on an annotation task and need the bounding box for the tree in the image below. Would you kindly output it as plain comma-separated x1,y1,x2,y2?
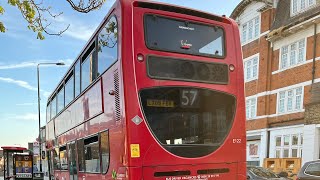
0,0,106,39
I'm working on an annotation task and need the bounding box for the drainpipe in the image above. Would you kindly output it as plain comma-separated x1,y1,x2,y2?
312,23,317,84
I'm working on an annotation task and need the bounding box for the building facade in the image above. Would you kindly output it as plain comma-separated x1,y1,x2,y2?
231,0,320,166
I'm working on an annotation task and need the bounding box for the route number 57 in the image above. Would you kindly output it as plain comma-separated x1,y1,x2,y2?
181,89,198,107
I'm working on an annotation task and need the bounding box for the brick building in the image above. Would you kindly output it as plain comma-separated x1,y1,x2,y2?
231,0,320,166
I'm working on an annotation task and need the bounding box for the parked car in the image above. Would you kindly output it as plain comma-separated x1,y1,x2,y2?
297,160,320,179
247,166,290,180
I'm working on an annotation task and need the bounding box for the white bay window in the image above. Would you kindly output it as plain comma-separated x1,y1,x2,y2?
275,134,303,158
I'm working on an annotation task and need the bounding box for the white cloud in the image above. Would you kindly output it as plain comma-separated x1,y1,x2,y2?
0,77,50,97
16,103,37,106
0,77,38,91
0,59,72,70
0,62,37,70
15,113,38,121
6,112,46,122
52,15,95,41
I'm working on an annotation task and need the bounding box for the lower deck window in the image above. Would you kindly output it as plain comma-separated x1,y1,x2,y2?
77,139,85,172
59,146,68,170
84,135,100,173
101,131,110,173
52,148,60,170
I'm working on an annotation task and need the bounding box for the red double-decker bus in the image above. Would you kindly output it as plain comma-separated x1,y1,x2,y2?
45,0,246,179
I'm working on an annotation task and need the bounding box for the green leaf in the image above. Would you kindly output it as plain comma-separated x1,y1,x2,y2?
0,6,5,15
111,169,117,179
0,22,6,32
36,32,45,40
8,0,18,6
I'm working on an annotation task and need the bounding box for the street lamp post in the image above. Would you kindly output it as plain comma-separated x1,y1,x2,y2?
37,62,64,172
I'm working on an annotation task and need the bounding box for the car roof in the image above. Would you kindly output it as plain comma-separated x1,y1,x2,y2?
305,160,320,164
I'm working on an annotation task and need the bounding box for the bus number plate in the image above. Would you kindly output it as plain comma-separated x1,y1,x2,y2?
147,99,174,107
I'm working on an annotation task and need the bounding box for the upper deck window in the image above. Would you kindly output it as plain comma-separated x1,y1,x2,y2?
81,47,95,91
98,16,118,76
50,97,57,119
57,86,65,113
75,60,81,97
46,105,50,122
144,15,225,58
65,72,74,105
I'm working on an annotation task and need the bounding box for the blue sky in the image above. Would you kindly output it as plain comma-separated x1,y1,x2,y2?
0,0,240,147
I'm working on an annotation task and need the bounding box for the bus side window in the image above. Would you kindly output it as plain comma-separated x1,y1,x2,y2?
59,146,68,170
50,96,57,119
100,131,110,173
75,60,81,97
77,139,85,172
81,43,95,91
46,103,50,122
65,71,74,105
84,135,100,173
52,147,60,170
97,16,118,76
57,86,65,113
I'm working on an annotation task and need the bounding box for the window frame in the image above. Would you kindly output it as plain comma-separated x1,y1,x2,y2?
291,0,316,16
244,55,259,82
246,97,257,120
81,42,96,92
275,136,282,147
273,134,303,158
97,15,119,77
50,96,57,119
74,59,81,98
277,86,304,114
52,147,60,171
77,138,85,172
83,133,100,173
100,130,110,174
56,85,65,114
59,145,68,171
241,15,260,45
279,39,306,70
46,102,51,123
76,130,110,174
144,13,226,59
64,70,75,106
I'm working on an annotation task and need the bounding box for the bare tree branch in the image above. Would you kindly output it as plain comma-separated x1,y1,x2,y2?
65,0,106,13
2,0,107,39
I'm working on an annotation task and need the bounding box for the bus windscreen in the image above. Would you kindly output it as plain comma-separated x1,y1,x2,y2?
144,14,225,58
140,87,235,158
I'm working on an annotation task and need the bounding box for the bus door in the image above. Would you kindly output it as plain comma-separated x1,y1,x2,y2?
67,141,78,180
